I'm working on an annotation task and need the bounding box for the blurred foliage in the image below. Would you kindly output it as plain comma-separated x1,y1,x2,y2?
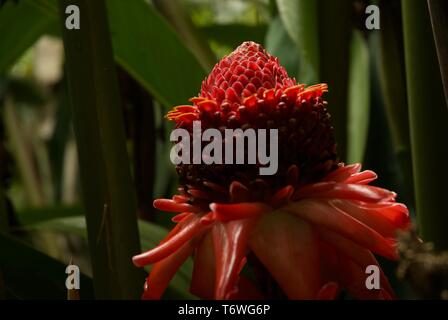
276,0,319,83
347,30,370,164
402,0,448,251
23,215,196,299
0,0,447,300
397,229,448,299
0,232,94,299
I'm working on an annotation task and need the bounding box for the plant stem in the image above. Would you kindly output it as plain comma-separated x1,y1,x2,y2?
117,66,156,221
427,0,448,109
402,0,448,250
58,0,144,298
318,0,352,160
4,98,45,207
377,0,414,206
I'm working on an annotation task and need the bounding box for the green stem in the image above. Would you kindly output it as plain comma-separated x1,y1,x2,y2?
377,0,414,206
318,0,352,160
58,0,144,298
402,0,448,250
4,98,45,207
427,0,448,108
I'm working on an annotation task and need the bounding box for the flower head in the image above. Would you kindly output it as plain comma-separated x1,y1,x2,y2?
133,42,410,300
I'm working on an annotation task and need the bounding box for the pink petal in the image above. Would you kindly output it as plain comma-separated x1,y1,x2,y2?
316,227,394,297
190,233,215,299
352,201,410,229
154,199,202,213
172,195,189,203
203,180,228,194
141,240,195,300
283,200,398,260
209,202,271,222
249,212,321,299
345,170,377,185
133,214,207,266
228,276,264,300
330,199,403,238
322,164,362,182
316,282,340,300
336,255,388,300
187,188,215,200
318,241,339,282
297,183,396,203
160,216,191,244
212,219,257,299
229,181,251,203
269,185,294,207
171,212,193,223
286,165,299,186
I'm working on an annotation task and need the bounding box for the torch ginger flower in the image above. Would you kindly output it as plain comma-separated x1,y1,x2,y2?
132,42,410,300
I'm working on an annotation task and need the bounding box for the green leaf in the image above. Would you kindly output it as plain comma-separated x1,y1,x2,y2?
0,0,56,73
427,0,448,109
376,0,414,206
27,0,207,108
276,0,319,82
26,215,195,299
16,205,83,225
59,0,144,299
153,0,216,71
318,0,352,160
0,76,47,105
48,79,72,200
402,0,448,250
265,16,299,78
347,31,370,164
0,233,94,299
107,0,207,107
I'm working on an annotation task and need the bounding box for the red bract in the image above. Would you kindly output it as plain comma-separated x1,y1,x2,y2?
133,42,410,300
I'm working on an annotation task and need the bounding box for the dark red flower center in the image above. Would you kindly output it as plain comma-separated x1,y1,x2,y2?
169,42,339,203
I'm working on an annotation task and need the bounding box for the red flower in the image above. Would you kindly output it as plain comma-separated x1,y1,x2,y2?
133,42,410,300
